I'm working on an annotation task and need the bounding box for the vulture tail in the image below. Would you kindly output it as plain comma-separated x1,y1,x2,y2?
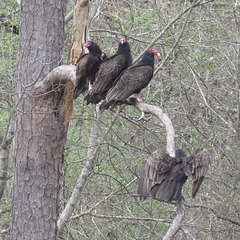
150,180,182,202
73,87,85,100
99,100,115,110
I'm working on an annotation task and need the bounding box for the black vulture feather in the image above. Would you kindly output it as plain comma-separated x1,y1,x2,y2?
99,49,160,110
73,41,106,99
138,148,210,201
85,37,132,104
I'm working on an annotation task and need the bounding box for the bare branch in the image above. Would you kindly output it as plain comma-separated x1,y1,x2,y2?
127,98,175,157
65,10,73,24
34,65,76,95
154,0,196,75
57,106,122,235
57,106,103,235
70,177,138,220
163,198,185,240
82,213,172,223
133,0,203,64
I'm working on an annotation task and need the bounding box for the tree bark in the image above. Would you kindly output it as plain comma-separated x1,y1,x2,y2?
68,0,89,65
11,0,66,239
59,0,89,128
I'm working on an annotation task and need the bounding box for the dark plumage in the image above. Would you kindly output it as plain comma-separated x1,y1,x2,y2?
73,41,106,99
99,49,160,110
138,148,210,202
85,37,132,104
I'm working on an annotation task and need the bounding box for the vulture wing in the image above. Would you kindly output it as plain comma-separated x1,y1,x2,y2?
138,148,210,202
99,65,153,110
138,149,178,201
74,54,100,99
150,163,187,202
85,54,126,104
183,148,210,198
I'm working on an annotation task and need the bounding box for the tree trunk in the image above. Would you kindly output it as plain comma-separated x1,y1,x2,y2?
11,0,66,239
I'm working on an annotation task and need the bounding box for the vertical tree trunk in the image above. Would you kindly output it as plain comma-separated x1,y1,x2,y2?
68,0,89,65
11,0,66,239
59,0,89,127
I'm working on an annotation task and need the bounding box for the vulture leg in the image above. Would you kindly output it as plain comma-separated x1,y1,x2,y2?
88,81,92,90
137,93,144,102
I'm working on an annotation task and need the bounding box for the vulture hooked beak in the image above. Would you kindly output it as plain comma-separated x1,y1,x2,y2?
149,48,161,57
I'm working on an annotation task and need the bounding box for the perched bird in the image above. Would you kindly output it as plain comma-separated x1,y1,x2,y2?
138,148,210,202
85,37,132,104
99,49,160,110
73,41,106,99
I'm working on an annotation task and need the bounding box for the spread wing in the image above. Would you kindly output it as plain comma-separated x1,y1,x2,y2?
183,148,210,198
74,54,100,99
85,54,125,104
138,149,177,200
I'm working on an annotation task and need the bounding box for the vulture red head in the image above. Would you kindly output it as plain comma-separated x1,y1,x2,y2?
120,37,127,44
83,41,92,49
149,48,160,57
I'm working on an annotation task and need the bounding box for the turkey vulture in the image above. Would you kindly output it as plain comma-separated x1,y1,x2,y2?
85,37,132,104
73,41,106,99
99,49,160,110
138,148,210,201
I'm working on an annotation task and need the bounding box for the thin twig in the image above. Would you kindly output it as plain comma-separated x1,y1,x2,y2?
154,0,196,75
70,177,138,220
133,0,202,64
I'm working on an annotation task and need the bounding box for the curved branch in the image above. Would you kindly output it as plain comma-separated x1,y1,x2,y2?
127,98,175,157
127,98,186,239
34,65,76,95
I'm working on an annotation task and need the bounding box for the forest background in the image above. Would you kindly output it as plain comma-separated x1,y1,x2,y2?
0,0,240,239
